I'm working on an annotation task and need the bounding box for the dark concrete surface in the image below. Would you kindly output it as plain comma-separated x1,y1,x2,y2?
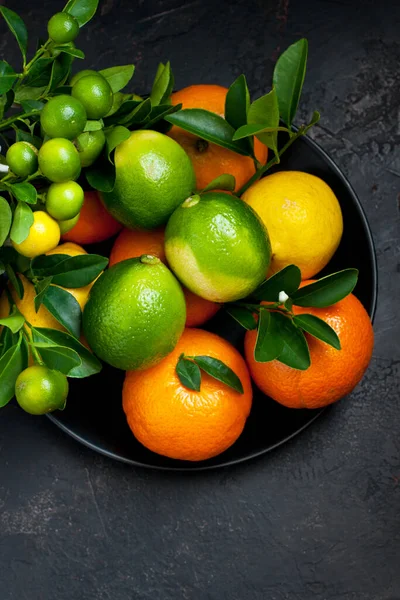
1,0,400,598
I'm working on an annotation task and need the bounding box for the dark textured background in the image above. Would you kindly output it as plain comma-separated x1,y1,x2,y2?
1,0,400,598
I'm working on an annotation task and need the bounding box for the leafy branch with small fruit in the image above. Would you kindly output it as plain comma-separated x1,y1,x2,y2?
0,0,372,462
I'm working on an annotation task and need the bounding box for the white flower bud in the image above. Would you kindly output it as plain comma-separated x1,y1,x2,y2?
279,290,289,303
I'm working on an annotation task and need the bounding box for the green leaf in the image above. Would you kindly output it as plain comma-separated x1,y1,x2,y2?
150,62,174,106
275,313,310,370
105,125,131,162
9,183,37,205
233,123,289,140
33,253,107,288
0,326,19,358
0,7,28,65
54,45,85,59
225,74,250,130
0,88,14,119
99,65,135,93
0,337,28,407
32,327,102,378
165,109,252,156
16,129,42,149
5,264,24,300
143,103,182,130
0,305,25,333
104,91,126,117
193,355,244,394
34,343,81,375
63,0,99,27
200,173,236,193
103,99,141,126
247,88,280,155
85,157,116,192
254,309,284,362
224,305,257,330
42,286,81,338
0,60,18,95
273,38,308,128
45,53,73,94
292,269,359,308
119,98,152,127
34,276,53,312
23,57,54,87
20,99,44,113
0,196,12,246
14,86,47,102
252,265,302,302
10,201,34,244
304,110,321,133
83,119,104,132
176,355,201,391
293,313,341,350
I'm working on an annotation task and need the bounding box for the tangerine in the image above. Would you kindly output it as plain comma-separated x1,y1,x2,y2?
168,84,268,192
123,328,253,461
244,284,374,408
62,190,122,244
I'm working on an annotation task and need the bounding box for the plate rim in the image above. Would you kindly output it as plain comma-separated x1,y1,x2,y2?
46,133,378,471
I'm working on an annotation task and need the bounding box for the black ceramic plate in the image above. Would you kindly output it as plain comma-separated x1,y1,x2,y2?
47,134,378,471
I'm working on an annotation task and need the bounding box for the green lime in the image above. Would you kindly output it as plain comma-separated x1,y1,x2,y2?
47,12,79,44
58,212,80,234
83,256,186,370
6,141,38,178
70,69,98,85
38,138,81,183
101,130,195,230
15,365,69,415
75,129,106,167
46,180,84,220
40,95,87,140
165,192,271,302
71,74,113,119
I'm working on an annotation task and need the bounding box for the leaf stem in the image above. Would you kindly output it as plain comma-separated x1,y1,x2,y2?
236,127,306,196
22,40,52,77
0,110,40,133
23,326,43,366
24,170,40,183
0,173,13,183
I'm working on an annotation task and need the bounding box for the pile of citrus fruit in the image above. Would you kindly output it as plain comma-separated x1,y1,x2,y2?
0,2,374,463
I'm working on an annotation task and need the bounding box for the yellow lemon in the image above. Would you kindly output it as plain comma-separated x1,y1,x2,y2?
12,211,60,258
0,274,64,331
0,242,96,334
242,171,343,279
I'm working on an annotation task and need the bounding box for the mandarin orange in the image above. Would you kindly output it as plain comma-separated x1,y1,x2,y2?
168,84,267,192
123,328,252,461
244,284,374,409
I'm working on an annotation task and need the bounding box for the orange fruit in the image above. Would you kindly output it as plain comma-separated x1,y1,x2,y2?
244,284,374,409
123,328,253,461
109,227,220,327
109,227,166,266
62,190,122,245
183,288,220,328
168,84,268,192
